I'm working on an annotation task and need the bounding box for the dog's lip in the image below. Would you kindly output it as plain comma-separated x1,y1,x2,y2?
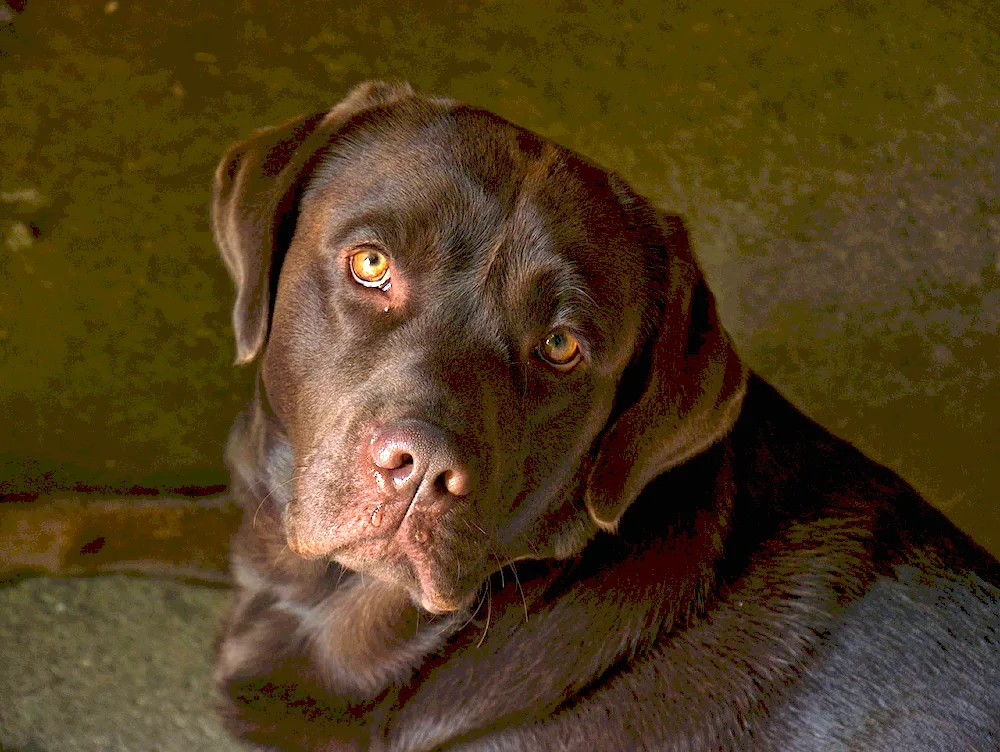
417,589,475,615
392,519,472,613
323,519,475,615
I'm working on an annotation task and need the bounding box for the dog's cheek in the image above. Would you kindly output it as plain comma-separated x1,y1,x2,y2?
260,328,311,434
487,377,614,557
285,475,368,558
262,252,352,431
527,377,615,492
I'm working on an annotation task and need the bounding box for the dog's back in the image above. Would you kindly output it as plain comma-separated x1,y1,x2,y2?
730,377,1000,749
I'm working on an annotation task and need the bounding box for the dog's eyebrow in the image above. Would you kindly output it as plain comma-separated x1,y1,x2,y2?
518,259,609,348
549,266,600,322
322,210,403,252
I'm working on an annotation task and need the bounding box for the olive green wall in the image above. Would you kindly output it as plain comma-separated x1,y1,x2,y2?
1,0,997,549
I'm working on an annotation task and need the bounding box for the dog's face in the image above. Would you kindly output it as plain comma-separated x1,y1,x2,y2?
213,82,746,614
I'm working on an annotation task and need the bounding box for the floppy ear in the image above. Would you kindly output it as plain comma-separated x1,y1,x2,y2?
584,195,748,531
211,80,418,364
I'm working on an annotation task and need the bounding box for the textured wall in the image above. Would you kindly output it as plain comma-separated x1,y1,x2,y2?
3,0,996,548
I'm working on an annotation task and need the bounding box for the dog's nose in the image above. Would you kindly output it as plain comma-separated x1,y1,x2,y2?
369,420,473,503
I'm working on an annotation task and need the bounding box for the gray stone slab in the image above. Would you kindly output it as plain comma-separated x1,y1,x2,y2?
0,576,242,752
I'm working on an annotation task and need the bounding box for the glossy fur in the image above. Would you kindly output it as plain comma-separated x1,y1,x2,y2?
212,82,1000,751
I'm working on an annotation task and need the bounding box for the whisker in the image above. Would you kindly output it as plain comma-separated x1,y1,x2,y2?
461,518,505,577
510,563,529,623
458,586,490,632
332,562,348,590
477,581,493,648
519,530,541,557
253,472,313,530
272,543,290,569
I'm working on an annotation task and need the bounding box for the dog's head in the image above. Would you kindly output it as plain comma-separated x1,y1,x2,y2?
213,81,746,614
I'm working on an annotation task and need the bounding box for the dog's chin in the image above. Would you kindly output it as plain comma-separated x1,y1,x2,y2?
413,586,478,616
328,546,478,616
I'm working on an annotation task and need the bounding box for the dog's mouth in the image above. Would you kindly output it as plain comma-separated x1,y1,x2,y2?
280,416,501,613
325,531,479,615
284,487,486,615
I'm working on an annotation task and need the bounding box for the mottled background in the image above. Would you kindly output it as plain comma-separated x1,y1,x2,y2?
1,0,997,749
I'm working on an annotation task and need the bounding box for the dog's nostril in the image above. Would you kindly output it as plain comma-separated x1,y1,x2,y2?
370,421,473,500
372,442,413,471
437,467,471,497
391,459,415,488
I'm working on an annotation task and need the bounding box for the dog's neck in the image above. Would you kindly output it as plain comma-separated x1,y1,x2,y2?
274,574,465,699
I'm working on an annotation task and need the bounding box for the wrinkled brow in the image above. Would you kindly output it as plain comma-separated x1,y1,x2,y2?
502,251,616,357
319,212,400,253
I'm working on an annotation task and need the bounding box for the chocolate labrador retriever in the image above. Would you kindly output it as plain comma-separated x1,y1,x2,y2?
211,81,1000,751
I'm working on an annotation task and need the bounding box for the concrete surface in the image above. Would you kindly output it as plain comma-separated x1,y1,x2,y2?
0,576,241,752
1,0,998,749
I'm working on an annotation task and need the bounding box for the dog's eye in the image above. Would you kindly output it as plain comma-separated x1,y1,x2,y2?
539,329,581,369
349,248,391,289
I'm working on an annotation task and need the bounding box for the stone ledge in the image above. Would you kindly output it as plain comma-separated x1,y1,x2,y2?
0,495,240,587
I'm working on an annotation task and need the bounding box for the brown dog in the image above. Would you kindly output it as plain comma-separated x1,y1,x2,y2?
211,81,1000,751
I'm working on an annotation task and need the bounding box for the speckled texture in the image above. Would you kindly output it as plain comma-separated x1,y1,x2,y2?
0,0,998,749
0,576,241,752
2,0,998,532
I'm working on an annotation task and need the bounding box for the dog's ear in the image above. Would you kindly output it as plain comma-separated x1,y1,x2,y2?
585,190,747,531
211,81,417,364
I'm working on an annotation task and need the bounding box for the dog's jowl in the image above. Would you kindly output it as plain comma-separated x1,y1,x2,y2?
211,81,1000,751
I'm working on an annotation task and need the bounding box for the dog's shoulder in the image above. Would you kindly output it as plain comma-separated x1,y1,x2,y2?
731,376,1000,748
766,564,1000,751
735,376,992,561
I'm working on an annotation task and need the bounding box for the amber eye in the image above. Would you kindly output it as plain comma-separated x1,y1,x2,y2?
349,248,391,289
539,329,581,369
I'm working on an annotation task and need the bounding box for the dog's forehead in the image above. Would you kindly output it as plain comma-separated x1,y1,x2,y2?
301,101,648,354
312,104,638,254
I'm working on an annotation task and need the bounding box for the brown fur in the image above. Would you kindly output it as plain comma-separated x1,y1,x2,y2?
212,82,1000,751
